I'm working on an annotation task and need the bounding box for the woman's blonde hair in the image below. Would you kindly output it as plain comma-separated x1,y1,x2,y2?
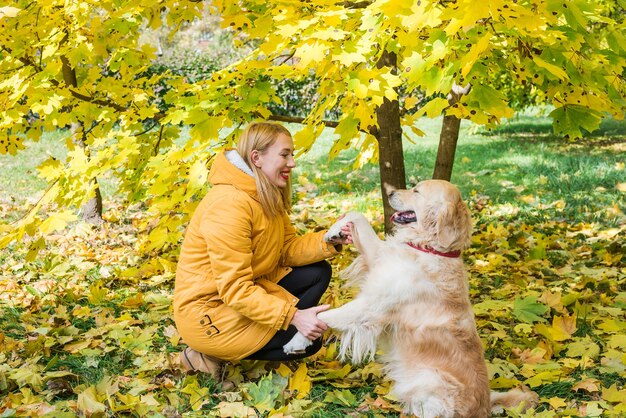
237,122,293,217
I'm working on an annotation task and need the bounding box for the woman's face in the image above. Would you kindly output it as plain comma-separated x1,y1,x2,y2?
251,133,296,188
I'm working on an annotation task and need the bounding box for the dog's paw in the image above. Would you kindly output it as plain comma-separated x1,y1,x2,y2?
283,332,312,355
324,212,362,243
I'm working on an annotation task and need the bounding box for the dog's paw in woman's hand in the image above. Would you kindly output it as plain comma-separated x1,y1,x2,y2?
324,212,361,243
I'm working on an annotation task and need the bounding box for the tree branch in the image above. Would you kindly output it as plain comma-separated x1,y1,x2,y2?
277,51,296,65
154,124,164,156
2,44,129,113
341,0,372,9
267,114,339,128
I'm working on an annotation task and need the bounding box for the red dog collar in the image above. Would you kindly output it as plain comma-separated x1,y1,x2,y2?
406,242,461,258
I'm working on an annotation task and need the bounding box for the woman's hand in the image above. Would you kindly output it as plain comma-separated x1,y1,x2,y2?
326,214,354,245
291,305,330,340
335,223,353,244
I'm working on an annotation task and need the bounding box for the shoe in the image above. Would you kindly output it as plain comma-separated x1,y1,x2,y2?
179,347,222,379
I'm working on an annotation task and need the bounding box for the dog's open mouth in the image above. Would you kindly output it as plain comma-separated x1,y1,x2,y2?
390,211,416,224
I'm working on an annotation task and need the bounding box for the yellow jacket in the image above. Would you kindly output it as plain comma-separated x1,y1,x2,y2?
174,151,338,361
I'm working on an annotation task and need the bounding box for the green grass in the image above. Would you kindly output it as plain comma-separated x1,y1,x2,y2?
292,115,626,226
0,129,117,206
0,130,67,204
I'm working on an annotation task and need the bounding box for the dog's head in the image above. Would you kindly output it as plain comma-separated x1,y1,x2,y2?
386,180,472,252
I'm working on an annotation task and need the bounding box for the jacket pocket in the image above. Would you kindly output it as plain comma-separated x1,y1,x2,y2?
198,299,222,337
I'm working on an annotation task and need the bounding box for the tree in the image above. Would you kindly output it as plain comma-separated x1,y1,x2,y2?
206,0,624,230
0,1,207,252
0,0,624,254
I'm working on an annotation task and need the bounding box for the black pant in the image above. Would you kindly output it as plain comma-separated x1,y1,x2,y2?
246,260,332,361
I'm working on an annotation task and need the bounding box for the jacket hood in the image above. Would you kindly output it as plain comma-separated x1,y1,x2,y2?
208,150,258,199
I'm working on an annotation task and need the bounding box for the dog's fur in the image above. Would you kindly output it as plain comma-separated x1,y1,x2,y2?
283,180,538,418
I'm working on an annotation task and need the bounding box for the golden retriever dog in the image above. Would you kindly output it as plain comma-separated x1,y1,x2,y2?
284,180,538,418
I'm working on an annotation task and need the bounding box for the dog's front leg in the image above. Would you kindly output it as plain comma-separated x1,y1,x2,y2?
318,299,381,363
348,214,383,264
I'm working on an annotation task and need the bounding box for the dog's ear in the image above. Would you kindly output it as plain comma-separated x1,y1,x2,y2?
436,202,458,250
436,199,472,250
383,182,396,196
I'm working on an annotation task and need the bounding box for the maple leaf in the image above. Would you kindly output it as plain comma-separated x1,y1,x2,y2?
288,363,312,400
550,105,603,139
324,389,358,407
77,386,107,417
513,295,548,323
244,373,287,413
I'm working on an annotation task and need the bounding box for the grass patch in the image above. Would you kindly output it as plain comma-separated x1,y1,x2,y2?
293,116,625,225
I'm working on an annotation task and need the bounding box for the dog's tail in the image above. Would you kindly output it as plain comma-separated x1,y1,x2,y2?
490,387,539,414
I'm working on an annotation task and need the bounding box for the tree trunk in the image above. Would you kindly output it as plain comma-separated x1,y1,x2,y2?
432,115,461,181
432,83,471,182
61,55,104,224
374,50,406,234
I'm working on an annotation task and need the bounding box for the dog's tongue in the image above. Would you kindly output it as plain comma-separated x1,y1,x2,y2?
390,211,417,224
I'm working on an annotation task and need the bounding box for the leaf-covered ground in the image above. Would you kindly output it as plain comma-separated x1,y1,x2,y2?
1,186,625,417
1,121,626,417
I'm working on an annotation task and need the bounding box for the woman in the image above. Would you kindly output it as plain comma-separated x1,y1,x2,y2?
174,122,351,377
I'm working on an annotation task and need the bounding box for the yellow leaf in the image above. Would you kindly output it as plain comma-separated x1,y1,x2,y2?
548,397,567,409
490,376,521,389
275,363,292,377
77,386,107,416
63,339,91,353
416,97,449,118
295,41,329,68
332,48,368,66
288,363,312,399
181,378,210,411
37,157,63,181
533,56,568,81
566,337,600,359
512,347,546,364
524,370,562,387
616,182,626,192
88,280,108,305
607,334,626,349
461,33,491,77
39,211,78,234
216,401,257,417
188,159,209,190
550,314,577,341
572,378,601,393
404,96,419,110
580,401,604,416
602,386,626,404
26,237,46,262
538,290,564,312
596,319,624,333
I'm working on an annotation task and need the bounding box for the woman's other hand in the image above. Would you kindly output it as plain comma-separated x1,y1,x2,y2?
326,214,354,245
336,223,353,244
291,305,330,339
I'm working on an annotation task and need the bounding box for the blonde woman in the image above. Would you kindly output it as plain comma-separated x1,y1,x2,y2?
174,122,351,376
